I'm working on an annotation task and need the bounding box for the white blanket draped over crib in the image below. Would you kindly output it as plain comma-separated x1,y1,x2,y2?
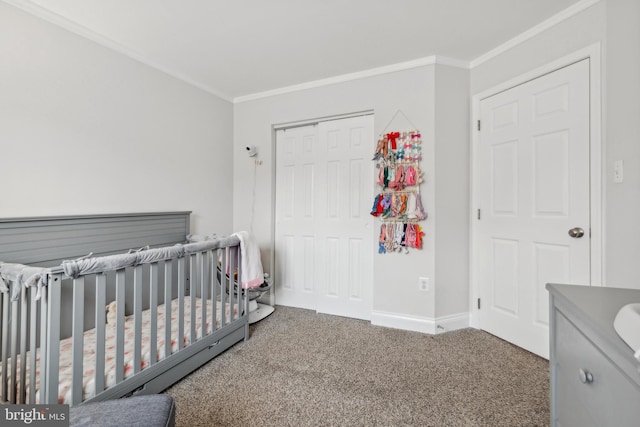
231,231,264,289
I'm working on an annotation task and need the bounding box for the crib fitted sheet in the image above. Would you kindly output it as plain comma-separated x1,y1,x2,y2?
7,298,236,404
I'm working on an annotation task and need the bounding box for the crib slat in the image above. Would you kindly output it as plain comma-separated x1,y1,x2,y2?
45,275,61,404
94,274,106,395
133,266,143,374
1,293,7,402
28,287,38,404
149,263,158,366
38,284,49,404
164,261,172,359
220,249,227,327
200,252,207,339
238,248,243,323
229,247,242,321
230,249,236,322
19,284,29,403
238,247,249,339
10,298,19,403
237,247,242,322
189,255,196,343
177,258,185,351
209,251,217,332
71,277,85,405
242,248,249,340
115,269,126,384
229,247,236,322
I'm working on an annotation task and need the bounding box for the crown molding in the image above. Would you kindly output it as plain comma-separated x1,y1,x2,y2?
234,55,468,103
434,56,471,69
5,0,601,103
3,0,234,102
470,0,601,69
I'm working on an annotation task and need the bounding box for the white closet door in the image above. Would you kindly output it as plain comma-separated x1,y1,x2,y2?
275,124,319,311
275,115,374,320
477,59,591,358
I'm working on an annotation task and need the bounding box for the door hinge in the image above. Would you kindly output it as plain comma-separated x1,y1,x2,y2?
477,209,481,220
477,298,481,309
477,120,481,131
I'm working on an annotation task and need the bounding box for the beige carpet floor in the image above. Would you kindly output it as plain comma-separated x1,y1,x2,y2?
165,306,549,427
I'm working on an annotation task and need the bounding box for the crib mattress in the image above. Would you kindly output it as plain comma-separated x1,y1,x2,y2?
7,298,236,404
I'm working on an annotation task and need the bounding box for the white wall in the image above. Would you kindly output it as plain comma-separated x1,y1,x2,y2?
0,2,234,235
470,1,606,94
434,65,470,318
233,67,439,321
604,0,640,288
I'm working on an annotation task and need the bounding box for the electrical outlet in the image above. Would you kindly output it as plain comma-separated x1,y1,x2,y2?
418,277,429,291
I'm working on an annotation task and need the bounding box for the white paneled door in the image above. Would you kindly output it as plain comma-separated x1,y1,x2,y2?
477,59,590,358
275,115,374,320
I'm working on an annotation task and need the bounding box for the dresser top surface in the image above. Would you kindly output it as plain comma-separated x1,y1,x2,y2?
547,284,640,323
547,283,640,372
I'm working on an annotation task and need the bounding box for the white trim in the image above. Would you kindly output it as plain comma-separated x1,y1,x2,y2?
371,311,470,335
434,312,470,334
435,56,471,69
470,0,601,69
272,110,374,131
372,311,436,334
469,43,603,328
234,56,467,104
589,46,604,288
3,0,233,102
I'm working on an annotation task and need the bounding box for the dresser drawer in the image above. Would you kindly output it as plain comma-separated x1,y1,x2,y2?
555,311,640,427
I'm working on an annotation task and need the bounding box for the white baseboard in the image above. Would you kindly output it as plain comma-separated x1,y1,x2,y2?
371,311,437,334
434,312,470,334
371,311,469,335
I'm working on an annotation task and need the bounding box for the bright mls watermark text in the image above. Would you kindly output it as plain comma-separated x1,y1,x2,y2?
1,405,69,426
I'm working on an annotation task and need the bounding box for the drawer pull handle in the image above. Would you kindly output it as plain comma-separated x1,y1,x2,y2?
579,368,594,384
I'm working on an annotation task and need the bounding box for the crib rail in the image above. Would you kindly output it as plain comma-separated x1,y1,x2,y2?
1,236,249,405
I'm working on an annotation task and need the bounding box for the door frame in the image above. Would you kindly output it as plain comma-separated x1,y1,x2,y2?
469,44,603,328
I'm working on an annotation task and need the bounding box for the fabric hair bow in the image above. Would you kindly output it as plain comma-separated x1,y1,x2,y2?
386,132,400,149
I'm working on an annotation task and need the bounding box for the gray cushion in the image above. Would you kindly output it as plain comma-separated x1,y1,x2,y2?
70,394,175,427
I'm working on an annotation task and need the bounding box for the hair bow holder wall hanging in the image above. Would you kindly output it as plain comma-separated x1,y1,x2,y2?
371,110,427,254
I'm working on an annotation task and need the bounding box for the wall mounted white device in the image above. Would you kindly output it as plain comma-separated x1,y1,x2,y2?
246,145,257,157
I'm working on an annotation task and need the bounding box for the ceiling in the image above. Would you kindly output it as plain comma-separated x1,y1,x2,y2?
7,0,587,101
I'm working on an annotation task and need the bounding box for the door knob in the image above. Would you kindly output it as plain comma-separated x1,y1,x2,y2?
568,227,585,238
579,368,594,384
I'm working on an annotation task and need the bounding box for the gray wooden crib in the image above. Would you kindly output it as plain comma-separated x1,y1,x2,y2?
0,212,249,405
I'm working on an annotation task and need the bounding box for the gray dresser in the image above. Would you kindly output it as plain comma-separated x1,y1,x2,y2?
547,283,640,426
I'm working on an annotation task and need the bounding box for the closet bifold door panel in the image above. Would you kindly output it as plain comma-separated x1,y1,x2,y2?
274,115,374,320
